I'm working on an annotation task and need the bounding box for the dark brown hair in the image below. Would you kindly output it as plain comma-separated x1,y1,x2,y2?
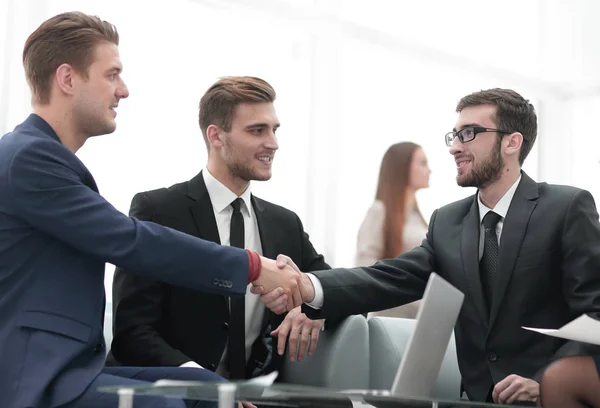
456,88,537,165
375,142,427,259
199,76,276,149
23,12,119,105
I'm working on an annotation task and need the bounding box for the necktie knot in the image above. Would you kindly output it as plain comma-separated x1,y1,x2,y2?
482,211,501,230
231,197,243,214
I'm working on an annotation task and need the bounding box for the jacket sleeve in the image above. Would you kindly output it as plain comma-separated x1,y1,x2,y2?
302,210,436,322
8,139,248,296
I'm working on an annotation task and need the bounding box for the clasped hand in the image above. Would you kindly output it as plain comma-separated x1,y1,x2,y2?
251,255,313,314
251,254,323,361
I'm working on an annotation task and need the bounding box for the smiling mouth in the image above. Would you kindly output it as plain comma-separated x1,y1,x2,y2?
456,160,471,168
257,156,273,163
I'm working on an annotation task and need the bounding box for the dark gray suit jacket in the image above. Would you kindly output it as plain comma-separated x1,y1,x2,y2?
304,172,600,401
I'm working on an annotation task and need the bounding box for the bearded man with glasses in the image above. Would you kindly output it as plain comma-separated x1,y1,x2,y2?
264,88,600,405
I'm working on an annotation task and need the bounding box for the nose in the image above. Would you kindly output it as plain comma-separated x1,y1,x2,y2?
117,78,129,99
448,136,463,156
265,130,279,151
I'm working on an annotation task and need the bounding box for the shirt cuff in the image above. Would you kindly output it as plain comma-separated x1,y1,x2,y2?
306,273,324,309
180,361,204,369
246,250,261,283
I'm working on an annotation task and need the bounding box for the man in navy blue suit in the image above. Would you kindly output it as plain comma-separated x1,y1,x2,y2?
0,11,305,408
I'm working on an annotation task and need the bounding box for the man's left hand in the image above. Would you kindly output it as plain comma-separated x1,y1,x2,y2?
270,306,324,362
492,374,539,404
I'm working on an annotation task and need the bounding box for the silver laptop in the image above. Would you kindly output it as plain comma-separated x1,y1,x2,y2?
390,272,464,399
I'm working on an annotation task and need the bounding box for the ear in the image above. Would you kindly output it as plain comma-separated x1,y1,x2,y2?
504,132,523,159
206,124,224,149
54,63,78,96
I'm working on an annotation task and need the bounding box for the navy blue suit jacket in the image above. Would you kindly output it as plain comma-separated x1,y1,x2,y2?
0,115,249,408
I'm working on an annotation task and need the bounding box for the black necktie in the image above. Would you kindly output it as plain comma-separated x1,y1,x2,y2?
228,198,246,379
480,211,502,311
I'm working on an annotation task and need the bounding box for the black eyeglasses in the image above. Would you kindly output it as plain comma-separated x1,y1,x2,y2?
445,126,511,147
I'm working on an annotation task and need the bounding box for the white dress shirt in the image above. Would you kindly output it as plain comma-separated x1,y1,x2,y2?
182,168,265,376
307,175,523,309
477,175,521,259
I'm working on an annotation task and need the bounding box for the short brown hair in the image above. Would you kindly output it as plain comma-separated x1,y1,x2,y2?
23,12,119,105
456,88,537,165
199,76,276,149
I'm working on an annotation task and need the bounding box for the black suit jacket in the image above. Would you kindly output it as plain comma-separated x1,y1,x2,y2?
304,172,600,401
109,171,329,378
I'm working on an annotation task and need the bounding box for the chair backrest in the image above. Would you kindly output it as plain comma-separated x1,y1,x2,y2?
279,314,369,389
368,316,461,400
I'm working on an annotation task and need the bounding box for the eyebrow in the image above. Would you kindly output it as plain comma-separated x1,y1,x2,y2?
246,123,281,130
452,123,483,132
106,66,123,74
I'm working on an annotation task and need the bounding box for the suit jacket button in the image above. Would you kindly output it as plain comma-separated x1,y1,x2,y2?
488,352,498,362
213,278,219,285
94,343,105,353
209,364,216,371
222,322,229,330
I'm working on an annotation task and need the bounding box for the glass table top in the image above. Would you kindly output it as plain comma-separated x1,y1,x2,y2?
99,381,537,407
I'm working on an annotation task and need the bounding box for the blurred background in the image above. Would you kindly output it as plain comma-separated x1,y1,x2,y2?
2,0,600,300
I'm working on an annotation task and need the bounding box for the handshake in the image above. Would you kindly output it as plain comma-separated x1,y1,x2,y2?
250,255,315,314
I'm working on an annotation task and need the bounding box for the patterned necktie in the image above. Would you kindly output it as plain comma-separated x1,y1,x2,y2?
480,211,502,311
228,198,246,379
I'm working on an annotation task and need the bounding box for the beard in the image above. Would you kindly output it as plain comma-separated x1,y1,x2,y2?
223,137,272,182
226,160,270,182
456,140,504,189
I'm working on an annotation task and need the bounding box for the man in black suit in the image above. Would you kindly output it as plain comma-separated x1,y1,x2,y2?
109,76,328,380
268,88,600,404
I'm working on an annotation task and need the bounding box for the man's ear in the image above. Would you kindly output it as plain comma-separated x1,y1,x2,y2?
206,124,225,149
504,132,523,158
54,63,77,96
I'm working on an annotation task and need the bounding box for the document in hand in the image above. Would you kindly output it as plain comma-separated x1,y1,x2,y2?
522,314,600,346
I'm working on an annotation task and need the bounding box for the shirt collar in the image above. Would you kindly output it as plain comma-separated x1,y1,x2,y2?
477,174,522,223
202,168,252,214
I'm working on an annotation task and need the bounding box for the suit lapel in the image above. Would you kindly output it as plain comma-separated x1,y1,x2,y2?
249,196,284,375
461,197,489,322
252,196,276,325
187,171,221,245
489,173,538,328
252,196,277,259
187,172,229,313
251,196,286,326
